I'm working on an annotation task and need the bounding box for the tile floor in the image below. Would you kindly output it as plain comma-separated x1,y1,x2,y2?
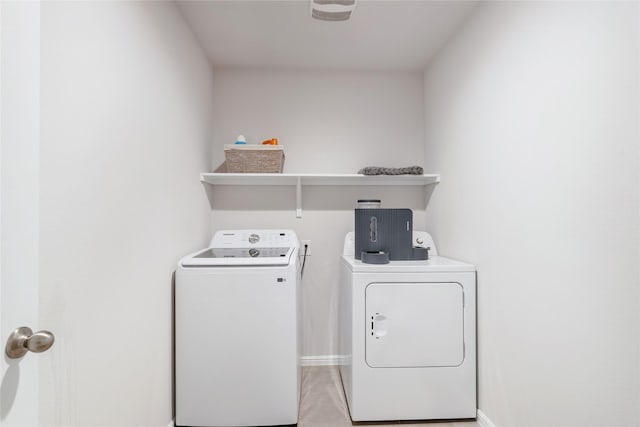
297,366,479,427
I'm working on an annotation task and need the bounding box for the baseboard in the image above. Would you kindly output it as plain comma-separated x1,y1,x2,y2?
477,410,497,427
300,355,345,366
167,419,175,427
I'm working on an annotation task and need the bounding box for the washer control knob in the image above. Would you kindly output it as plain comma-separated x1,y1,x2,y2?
416,237,424,245
249,248,260,257
249,233,260,244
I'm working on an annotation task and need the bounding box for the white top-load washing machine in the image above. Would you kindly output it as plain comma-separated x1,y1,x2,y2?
339,231,476,422
176,230,300,427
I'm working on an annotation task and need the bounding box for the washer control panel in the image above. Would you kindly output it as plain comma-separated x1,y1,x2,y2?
209,229,298,248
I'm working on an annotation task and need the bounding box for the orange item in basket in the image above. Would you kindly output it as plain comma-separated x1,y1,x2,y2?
262,138,278,145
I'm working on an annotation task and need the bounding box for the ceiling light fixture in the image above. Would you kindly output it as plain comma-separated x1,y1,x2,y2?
310,0,357,21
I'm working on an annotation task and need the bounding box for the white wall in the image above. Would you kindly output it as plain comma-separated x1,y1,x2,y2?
211,69,425,173
423,2,639,426
38,2,212,426
210,69,426,358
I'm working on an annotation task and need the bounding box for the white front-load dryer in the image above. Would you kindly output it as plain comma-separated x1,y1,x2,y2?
175,230,301,427
338,231,476,422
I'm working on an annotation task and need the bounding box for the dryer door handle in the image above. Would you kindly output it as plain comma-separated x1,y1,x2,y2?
371,314,388,339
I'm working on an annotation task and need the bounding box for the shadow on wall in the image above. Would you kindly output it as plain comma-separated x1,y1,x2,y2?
203,184,437,212
0,360,20,420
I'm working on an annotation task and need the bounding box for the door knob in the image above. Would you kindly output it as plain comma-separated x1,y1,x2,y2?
5,326,55,359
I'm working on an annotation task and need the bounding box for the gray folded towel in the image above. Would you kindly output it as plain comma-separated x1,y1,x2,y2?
357,166,424,176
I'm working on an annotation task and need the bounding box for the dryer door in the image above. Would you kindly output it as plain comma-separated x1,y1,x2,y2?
365,282,464,368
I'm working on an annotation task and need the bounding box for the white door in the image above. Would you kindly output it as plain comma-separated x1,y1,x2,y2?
1,2,53,426
365,282,465,368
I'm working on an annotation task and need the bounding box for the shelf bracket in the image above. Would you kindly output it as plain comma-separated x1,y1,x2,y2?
296,176,302,218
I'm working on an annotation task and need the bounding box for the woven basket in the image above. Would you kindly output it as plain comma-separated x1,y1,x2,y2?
224,144,285,173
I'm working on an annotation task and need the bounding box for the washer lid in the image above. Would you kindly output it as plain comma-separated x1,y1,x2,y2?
342,255,475,273
181,246,294,266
